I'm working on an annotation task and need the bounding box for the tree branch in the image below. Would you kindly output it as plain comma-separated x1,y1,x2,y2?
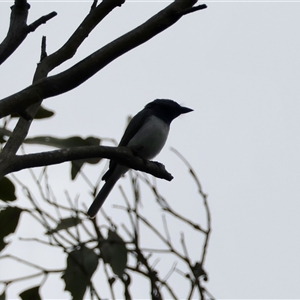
26,11,57,33
0,0,125,159
0,0,206,117
5,146,174,181
33,0,126,79
0,0,56,65
180,4,207,16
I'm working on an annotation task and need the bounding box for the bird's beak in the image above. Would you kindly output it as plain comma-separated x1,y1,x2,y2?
180,106,193,114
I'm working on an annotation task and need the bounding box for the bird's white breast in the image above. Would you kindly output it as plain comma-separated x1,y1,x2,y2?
127,115,169,160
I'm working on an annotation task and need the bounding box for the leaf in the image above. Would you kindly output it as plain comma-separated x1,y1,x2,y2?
24,136,100,148
102,230,127,277
34,106,55,119
62,246,99,300
0,177,16,201
0,206,23,252
24,136,102,179
46,217,81,234
192,262,208,281
71,160,85,180
19,286,41,300
11,105,54,120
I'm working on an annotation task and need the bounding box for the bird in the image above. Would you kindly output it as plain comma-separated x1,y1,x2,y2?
87,99,193,218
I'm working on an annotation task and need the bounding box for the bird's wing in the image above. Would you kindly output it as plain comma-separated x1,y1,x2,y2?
102,108,149,181
118,108,149,146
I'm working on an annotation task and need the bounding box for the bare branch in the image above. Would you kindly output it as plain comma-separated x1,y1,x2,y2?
0,0,207,117
170,148,211,264
163,205,207,233
0,254,63,272
0,0,56,65
40,36,47,61
90,0,98,12
0,0,127,166
180,4,207,16
33,0,126,78
3,145,173,181
27,11,57,33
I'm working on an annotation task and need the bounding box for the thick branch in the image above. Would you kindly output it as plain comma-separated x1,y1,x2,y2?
0,0,206,117
5,146,173,181
0,0,126,157
34,0,126,78
0,0,56,65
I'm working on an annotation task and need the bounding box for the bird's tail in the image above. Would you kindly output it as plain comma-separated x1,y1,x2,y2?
87,178,119,218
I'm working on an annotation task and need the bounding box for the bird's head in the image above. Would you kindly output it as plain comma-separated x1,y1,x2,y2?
145,99,193,124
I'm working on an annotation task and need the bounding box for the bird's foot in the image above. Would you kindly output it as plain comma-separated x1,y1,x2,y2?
129,146,148,164
130,145,144,156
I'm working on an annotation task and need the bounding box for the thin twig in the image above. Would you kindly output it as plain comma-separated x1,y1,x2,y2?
27,12,57,33
170,147,212,264
162,214,172,244
103,263,116,300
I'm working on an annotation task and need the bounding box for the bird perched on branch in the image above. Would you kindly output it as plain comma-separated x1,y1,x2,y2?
88,99,193,218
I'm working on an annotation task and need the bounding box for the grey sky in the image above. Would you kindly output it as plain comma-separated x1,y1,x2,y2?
0,1,300,298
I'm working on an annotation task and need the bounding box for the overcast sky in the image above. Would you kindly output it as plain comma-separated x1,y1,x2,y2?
1,1,300,299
